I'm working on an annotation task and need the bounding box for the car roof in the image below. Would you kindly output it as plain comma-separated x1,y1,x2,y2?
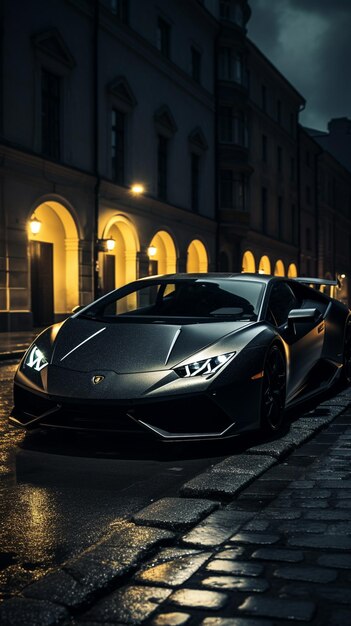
138,273,276,284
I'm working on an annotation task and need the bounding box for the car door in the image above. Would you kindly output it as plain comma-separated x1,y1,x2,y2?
266,281,325,402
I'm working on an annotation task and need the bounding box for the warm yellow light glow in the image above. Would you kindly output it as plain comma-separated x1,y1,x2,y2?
149,231,176,273
148,245,157,257
187,240,208,273
258,255,271,275
242,251,256,273
29,214,42,235
288,263,298,278
106,238,116,251
340,273,346,279
131,183,145,195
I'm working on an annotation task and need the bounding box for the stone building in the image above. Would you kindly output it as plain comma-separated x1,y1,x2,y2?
0,0,218,330
298,124,351,304
1,0,351,332
214,0,304,278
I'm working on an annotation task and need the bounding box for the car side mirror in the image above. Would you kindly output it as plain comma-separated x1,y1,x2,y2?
288,308,320,332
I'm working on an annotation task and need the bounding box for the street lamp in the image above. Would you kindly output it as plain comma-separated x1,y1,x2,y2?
105,237,116,252
131,183,145,195
147,245,157,257
29,214,42,235
97,238,116,252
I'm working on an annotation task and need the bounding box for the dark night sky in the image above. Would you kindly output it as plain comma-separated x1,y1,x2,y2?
247,0,351,131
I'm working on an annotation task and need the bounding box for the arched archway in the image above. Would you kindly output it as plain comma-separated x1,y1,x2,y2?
148,230,177,275
274,259,285,276
186,239,208,273
102,215,140,292
28,200,80,326
242,250,256,273
258,255,271,275
288,263,298,278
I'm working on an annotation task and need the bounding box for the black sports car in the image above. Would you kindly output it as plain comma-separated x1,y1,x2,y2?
10,273,351,440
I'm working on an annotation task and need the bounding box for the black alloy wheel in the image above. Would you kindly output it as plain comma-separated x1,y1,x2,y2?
261,344,286,433
341,320,351,385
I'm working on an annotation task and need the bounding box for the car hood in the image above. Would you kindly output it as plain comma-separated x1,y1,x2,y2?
50,317,253,373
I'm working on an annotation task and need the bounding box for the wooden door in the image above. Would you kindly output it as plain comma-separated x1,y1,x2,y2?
30,241,54,327
103,254,116,294
148,259,158,276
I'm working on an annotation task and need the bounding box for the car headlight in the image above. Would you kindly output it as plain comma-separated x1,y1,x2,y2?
24,344,49,372
174,352,236,378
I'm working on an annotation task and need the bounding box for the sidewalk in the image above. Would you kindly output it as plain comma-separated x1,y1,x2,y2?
0,388,350,625
0,330,40,360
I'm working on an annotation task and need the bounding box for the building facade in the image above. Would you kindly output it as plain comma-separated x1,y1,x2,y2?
213,0,351,303
1,0,351,332
308,117,351,174
215,0,303,279
0,0,218,330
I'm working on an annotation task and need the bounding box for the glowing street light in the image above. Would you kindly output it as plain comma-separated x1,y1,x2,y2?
131,183,145,195
147,245,157,257
97,238,116,252
105,237,116,252
29,214,42,235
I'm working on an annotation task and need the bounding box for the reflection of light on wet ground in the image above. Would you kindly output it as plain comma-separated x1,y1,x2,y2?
27,487,56,539
0,484,59,567
0,363,229,600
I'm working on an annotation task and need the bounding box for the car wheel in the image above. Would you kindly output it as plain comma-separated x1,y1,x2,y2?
341,320,351,385
261,344,286,433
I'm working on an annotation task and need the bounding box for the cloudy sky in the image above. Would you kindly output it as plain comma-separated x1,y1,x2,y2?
247,0,351,131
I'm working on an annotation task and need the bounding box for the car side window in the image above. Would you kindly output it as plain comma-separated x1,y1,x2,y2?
267,282,299,327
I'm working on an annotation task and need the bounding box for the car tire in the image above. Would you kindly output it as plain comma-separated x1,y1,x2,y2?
260,343,286,434
341,319,351,385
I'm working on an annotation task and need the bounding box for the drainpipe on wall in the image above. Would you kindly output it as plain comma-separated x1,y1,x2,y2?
314,148,323,277
297,106,305,274
93,0,100,300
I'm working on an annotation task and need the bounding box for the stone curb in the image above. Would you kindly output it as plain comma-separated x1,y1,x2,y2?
0,522,175,625
132,498,219,531
0,389,349,625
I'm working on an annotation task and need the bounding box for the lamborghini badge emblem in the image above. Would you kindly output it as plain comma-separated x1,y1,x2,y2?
92,375,105,385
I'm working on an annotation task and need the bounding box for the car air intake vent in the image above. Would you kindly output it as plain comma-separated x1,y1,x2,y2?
14,386,57,418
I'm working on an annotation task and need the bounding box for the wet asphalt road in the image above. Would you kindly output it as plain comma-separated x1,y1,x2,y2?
0,361,241,600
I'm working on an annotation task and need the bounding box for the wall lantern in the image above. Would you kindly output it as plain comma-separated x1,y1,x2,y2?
337,273,346,289
29,213,42,235
105,237,116,252
147,245,157,257
97,238,116,252
131,183,145,195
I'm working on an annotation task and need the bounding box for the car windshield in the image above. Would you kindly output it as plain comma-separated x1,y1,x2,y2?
78,279,265,323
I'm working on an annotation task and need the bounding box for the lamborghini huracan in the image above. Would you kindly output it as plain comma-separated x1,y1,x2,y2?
10,274,351,440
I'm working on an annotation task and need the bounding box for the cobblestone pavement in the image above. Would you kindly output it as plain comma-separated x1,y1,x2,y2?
0,385,350,625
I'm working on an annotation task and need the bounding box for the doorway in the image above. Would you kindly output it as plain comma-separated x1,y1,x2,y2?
103,254,116,294
30,241,54,327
